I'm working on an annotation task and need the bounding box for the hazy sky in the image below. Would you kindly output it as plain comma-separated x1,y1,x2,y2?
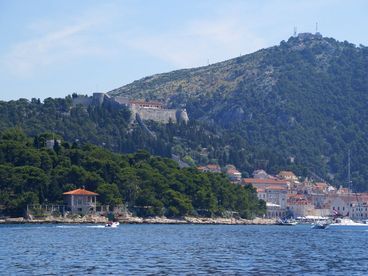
0,0,367,101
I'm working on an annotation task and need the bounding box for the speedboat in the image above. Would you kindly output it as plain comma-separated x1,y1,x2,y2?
105,221,120,228
326,217,368,230
276,218,298,226
311,221,329,229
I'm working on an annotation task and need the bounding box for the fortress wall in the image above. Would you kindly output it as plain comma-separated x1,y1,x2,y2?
92,93,105,105
132,107,178,123
71,94,188,124
72,97,93,107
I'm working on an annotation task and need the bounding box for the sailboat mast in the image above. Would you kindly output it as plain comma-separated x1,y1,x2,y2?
348,149,352,193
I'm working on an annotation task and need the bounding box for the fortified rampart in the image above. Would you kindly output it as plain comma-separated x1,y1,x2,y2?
131,106,177,124
72,95,92,107
71,93,189,124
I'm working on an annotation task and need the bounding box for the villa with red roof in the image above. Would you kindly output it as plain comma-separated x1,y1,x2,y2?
63,187,98,215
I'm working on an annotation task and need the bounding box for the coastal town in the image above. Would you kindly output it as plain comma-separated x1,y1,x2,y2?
197,164,368,221
12,161,367,225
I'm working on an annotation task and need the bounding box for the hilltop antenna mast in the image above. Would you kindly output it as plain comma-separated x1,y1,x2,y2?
315,22,318,34
293,26,297,37
348,149,352,193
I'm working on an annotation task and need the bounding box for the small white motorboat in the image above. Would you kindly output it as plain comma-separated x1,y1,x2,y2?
276,218,298,226
326,217,368,230
105,221,120,228
311,221,329,229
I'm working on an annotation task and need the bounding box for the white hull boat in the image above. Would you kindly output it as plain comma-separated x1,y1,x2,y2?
276,218,298,226
326,218,368,230
105,221,120,228
311,221,329,229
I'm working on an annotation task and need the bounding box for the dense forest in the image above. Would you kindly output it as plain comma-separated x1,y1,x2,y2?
0,96,304,179
0,129,265,218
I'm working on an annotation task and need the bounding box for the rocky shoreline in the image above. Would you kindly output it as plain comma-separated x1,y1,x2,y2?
0,215,276,225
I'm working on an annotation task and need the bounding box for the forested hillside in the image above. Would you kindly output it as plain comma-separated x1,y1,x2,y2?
0,97,304,181
1,33,368,191
0,129,265,217
110,33,368,191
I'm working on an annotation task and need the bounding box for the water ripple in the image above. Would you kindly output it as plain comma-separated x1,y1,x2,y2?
1,224,367,275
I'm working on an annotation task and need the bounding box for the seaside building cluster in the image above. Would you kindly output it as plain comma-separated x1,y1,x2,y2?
197,165,368,220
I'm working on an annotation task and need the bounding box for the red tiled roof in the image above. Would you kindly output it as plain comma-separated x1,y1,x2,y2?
288,194,306,199
227,169,241,175
242,178,289,185
315,182,328,188
287,199,311,205
63,188,98,196
207,164,220,169
287,194,311,205
265,185,288,191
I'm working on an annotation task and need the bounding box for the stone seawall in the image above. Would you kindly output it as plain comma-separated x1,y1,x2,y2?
0,216,276,225
121,216,276,225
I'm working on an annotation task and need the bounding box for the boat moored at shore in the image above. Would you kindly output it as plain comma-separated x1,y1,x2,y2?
326,217,368,230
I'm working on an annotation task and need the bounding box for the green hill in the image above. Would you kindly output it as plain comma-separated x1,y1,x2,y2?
0,129,264,217
1,33,368,191
109,33,368,191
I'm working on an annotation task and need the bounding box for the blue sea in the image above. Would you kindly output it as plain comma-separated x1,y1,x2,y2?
0,224,367,275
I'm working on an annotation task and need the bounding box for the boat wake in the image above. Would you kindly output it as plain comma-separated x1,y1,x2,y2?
56,225,106,228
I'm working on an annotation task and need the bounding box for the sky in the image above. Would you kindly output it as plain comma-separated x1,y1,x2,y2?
0,0,367,101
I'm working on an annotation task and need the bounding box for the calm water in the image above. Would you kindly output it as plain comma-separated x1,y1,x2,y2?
1,224,367,275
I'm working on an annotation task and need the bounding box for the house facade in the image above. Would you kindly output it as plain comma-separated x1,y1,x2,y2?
287,194,315,217
330,194,368,219
266,202,287,219
63,188,98,215
330,195,352,217
351,202,368,220
226,169,242,183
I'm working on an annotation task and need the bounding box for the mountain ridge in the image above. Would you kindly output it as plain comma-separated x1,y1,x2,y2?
108,33,368,191
0,33,367,191
108,33,352,103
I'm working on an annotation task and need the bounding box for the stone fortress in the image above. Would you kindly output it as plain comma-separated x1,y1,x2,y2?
72,93,189,124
